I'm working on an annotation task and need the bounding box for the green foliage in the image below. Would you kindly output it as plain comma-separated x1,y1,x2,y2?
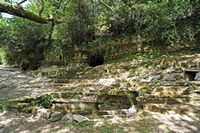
98,0,199,45
66,92,83,99
79,121,94,127
66,120,93,129
99,127,113,133
1,17,52,69
107,49,194,64
31,94,53,108
53,0,97,62
1,0,200,67
0,48,6,64
98,87,133,96
0,100,9,112
66,122,76,128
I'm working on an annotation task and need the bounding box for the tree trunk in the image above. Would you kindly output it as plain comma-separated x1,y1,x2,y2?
0,2,49,24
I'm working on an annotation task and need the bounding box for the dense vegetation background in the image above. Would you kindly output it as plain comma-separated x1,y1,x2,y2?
0,0,200,69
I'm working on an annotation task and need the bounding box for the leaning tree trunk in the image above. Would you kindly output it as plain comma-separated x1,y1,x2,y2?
0,2,49,24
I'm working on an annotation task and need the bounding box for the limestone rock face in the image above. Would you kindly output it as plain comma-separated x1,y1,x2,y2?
195,72,200,81
149,75,161,82
97,94,133,110
121,105,137,117
162,73,184,81
37,108,51,119
98,78,117,86
73,114,89,123
62,113,74,123
49,112,63,122
141,75,161,82
0,123,4,129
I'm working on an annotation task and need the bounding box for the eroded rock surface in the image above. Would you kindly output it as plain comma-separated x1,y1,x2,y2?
49,112,63,122
1,52,200,132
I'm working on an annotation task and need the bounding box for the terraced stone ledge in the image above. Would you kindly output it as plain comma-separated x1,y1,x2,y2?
6,89,139,117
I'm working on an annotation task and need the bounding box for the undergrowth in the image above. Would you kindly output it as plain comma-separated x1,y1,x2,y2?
31,94,56,108
66,120,94,129
106,49,198,64
0,100,9,112
0,48,6,65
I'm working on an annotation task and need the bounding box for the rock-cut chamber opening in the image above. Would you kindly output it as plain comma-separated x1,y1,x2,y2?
88,53,104,67
184,70,198,81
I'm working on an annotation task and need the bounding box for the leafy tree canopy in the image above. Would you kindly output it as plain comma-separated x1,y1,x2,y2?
0,0,200,69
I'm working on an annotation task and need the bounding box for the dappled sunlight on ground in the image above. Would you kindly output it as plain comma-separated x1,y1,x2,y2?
0,111,71,133
1,50,200,132
148,110,200,133
0,65,56,100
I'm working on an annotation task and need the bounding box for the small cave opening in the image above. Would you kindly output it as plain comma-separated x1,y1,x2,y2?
88,53,104,67
184,70,198,81
21,62,30,71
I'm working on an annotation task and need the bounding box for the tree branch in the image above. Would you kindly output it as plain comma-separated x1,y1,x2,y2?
100,0,115,13
39,0,44,16
0,2,49,24
47,21,55,46
17,0,28,5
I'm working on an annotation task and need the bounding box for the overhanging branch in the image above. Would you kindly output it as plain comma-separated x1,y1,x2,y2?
0,2,49,24
17,0,28,5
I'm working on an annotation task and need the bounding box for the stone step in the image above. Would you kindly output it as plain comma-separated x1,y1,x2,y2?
190,81,200,86
150,86,192,97
53,83,95,87
53,83,96,91
52,97,97,104
54,91,97,99
52,79,97,84
183,69,200,73
133,83,194,95
52,102,96,113
178,61,200,68
52,102,137,117
52,94,135,113
97,107,137,117
138,92,192,99
7,93,136,115
147,81,190,86
138,96,191,105
143,103,197,114
190,93,200,102
193,90,200,94
52,79,69,83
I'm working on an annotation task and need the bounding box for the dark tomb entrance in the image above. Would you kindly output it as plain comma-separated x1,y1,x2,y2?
184,69,200,81
88,53,104,67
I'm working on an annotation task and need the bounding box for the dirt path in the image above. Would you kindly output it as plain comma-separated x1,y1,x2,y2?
0,66,70,132
0,65,55,100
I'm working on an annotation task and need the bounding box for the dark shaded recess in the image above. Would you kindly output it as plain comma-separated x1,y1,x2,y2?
95,94,132,110
184,70,198,81
88,53,104,67
21,52,44,71
20,37,47,71
109,19,137,36
21,62,30,71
